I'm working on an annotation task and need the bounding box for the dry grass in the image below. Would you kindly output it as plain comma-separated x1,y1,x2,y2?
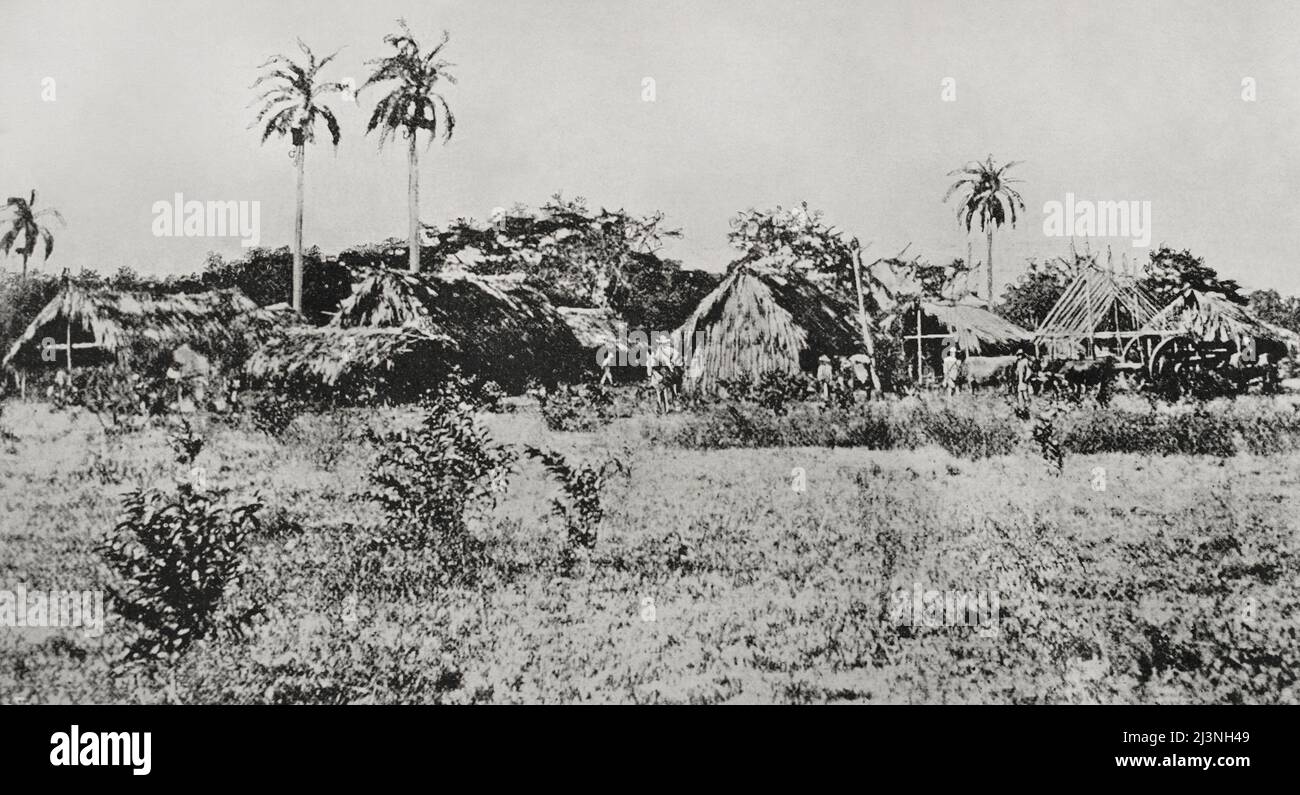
1,394,1298,703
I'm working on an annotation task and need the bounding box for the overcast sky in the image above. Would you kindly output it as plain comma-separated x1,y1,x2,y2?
3,0,1300,294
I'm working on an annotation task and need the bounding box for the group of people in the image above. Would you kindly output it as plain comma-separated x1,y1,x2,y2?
942,346,1036,408
816,353,875,405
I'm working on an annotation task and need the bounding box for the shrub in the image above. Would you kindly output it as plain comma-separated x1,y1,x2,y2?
538,383,613,432
1032,404,1065,475
243,389,309,439
1235,405,1300,455
99,476,262,664
915,405,1020,459
755,370,812,415
168,418,205,466
1060,406,1238,457
67,366,169,432
524,446,629,572
363,383,515,586
0,400,16,444
646,401,1014,458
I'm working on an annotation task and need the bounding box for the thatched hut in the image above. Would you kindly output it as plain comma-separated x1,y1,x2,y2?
898,293,1032,381
2,283,287,375
244,325,452,401
674,256,860,393
330,268,586,390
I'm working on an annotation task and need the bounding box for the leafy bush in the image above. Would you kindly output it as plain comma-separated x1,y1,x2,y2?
67,366,169,432
243,389,309,439
1031,404,1065,475
363,383,515,586
646,401,1013,459
713,370,813,414
99,475,262,664
1236,405,1300,455
537,383,613,432
915,405,1020,459
524,446,628,572
755,370,813,415
650,397,1300,461
1059,407,1237,457
168,418,205,466
0,400,16,444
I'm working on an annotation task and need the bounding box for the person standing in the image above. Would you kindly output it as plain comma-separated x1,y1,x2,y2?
1014,349,1033,409
942,347,961,397
599,347,615,386
648,334,682,413
816,354,834,403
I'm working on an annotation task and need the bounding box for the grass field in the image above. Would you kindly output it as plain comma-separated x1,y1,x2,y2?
1,393,1298,704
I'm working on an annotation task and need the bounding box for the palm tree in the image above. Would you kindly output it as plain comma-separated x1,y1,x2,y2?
2,190,64,280
362,20,456,274
250,39,346,312
943,155,1025,305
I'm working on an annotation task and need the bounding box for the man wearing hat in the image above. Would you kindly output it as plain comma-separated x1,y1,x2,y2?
942,347,961,396
647,334,683,413
816,354,834,403
1014,348,1033,409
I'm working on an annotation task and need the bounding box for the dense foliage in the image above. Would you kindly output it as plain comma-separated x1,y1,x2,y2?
98,427,263,663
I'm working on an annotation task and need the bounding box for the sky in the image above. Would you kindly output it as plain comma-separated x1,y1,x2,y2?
3,0,1300,295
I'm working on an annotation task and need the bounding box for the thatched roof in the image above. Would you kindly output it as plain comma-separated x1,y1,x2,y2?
1139,288,1300,349
3,284,287,372
1034,268,1160,345
557,306,624,349
245,324,452,400
674,256,861,393
331,267,586,389
915,295,1032,352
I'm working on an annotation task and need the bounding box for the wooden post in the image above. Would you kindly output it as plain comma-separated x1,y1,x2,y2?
1085,270,1096,358
915,304,924,382
66,319,72,374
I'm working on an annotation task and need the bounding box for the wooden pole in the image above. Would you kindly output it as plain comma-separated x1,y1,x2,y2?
1086,270,1095,358
915,304,924,383
66,319,72,374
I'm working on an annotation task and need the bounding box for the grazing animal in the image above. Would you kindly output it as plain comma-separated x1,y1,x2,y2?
1045,357,1115,397
960,355,1018,391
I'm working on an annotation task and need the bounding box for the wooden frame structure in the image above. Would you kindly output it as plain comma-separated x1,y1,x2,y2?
1033,266,1161,359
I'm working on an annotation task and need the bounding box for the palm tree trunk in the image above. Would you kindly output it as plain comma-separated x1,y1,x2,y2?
986,228,994,307
293,143,305,313
407,131,420,274
20,252,28,282
851,248,882,392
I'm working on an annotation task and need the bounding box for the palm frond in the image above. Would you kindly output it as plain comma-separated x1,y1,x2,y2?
318,106,341,147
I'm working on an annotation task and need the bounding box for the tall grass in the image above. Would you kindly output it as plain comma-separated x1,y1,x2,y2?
646,397,1300,459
